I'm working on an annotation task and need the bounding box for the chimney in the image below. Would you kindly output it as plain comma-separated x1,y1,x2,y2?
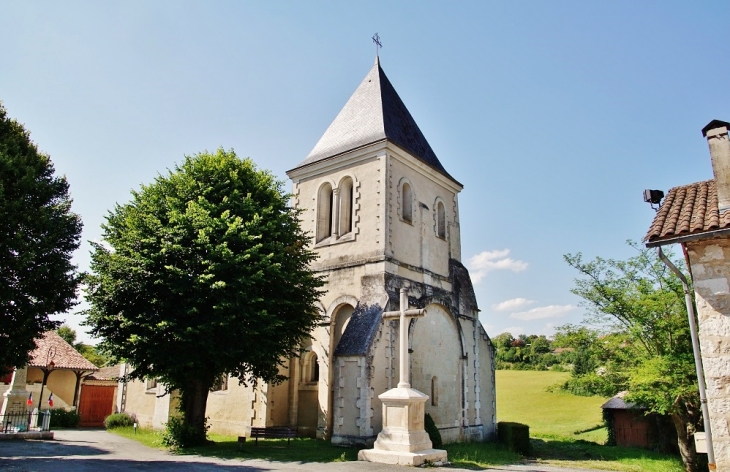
703,120,730,213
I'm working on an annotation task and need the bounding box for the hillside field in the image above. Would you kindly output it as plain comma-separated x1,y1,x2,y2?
496,370,608,443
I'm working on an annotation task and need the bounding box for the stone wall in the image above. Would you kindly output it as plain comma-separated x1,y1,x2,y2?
122,378,158,428
686,238,730,468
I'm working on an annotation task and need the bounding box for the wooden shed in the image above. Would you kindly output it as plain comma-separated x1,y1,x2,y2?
601,391,676,452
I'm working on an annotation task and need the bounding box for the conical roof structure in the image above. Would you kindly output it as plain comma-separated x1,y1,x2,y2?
291,57,455,182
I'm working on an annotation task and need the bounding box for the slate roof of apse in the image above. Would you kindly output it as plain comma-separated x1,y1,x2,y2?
290,57,458,184
28,331,98,371
644,179,730,245
333,303,384,357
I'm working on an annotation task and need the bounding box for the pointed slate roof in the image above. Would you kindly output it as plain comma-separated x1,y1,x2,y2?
290,57,456,182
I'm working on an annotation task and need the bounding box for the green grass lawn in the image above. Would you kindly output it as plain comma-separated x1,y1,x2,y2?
495,370,684,472
496,370,608,442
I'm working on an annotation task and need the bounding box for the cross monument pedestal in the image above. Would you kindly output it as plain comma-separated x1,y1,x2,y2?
358,289,448,466
1,367,29,415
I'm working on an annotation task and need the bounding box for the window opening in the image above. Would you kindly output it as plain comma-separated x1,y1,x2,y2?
317,183,334,242
211,374,228,392
437,201,446,238
339,177,353,236
431,376,439,406
402,183,413,222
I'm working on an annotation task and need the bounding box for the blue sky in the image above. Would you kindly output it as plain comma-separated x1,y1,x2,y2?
2,1,728,343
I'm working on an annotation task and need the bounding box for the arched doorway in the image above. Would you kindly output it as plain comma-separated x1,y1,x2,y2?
328,303,356,437
296,348,319,437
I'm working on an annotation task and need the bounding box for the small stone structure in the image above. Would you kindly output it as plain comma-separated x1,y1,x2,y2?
645,119,730,469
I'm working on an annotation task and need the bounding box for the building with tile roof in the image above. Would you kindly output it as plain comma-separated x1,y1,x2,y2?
644,119,730,469
1,331,98,416
119,56,496,446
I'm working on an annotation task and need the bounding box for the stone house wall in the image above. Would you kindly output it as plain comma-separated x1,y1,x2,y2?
686,238,730,467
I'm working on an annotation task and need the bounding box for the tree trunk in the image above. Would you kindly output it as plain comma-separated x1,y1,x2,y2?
181,378,210,445
671,412,698,472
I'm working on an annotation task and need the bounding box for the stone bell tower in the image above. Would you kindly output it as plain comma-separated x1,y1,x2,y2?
286,57,495,446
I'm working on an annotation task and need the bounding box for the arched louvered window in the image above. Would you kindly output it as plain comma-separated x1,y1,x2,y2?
436,201,446,238
339,177,354,236
317,183,334,242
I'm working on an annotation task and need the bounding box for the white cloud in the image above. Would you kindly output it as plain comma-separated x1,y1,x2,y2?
468,249,528,283
492,297,535,312
509,304,576,321
500,326,525,336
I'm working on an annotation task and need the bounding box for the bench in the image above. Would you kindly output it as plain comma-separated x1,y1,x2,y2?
250,426,297,445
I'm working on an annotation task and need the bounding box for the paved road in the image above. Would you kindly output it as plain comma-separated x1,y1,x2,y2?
0,429,601,471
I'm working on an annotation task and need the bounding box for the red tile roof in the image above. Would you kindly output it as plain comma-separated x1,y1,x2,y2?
28,331,98,371
86,365,121,381
645,180,730,245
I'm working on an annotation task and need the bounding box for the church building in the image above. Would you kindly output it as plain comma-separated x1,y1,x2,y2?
118,57,496,445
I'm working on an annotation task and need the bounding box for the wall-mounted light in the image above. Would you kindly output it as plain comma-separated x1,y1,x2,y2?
643,189,664,211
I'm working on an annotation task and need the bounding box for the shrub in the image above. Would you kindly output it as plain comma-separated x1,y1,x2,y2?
424,413,443,449
104,412,136,429
161,416,209,449
49,409,80,428
560,371,620,397
497,421,529,455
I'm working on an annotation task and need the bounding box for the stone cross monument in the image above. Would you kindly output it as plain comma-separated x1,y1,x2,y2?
1,367,28,416
358,288,448,466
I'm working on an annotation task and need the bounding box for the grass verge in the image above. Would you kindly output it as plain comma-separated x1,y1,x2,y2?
108,427,360,462
107,426,164,449
445,441,522,468
529,436,684,472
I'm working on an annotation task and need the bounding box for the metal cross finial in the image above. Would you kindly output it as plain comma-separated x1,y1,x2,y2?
372,33,382,57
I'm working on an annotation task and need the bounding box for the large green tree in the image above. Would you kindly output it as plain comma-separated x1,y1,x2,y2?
0,103,82,373
565,242,701,472
84,149,324,445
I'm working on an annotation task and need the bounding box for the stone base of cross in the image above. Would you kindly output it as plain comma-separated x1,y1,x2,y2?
358,288,448,466
1,367,28,416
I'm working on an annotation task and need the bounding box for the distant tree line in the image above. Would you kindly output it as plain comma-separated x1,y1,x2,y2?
493,332,559,370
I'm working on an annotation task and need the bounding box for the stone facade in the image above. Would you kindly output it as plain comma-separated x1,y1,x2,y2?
686,238,730,467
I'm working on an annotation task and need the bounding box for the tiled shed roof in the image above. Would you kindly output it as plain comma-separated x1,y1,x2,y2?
86,365,121,381
289,57,457,184
28,331,98,371
644,179,730,245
